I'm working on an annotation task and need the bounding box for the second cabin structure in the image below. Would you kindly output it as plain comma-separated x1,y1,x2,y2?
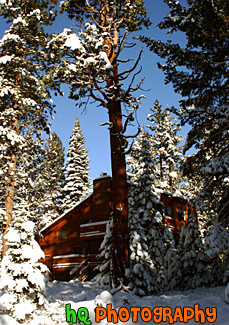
37,175,197,281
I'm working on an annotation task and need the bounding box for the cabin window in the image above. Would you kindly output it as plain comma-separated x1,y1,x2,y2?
56,230,67,240
75,246,87,255
184,209,187,221
165,207,171,216
177,207,185,221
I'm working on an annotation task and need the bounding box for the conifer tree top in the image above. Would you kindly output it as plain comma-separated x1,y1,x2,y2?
61,0,151,32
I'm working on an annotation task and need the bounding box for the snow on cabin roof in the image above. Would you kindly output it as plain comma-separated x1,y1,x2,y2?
40,192,93,233
93,174,111,181
161,189,187,201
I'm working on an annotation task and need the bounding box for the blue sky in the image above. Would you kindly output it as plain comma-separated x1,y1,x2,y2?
0,1,190,181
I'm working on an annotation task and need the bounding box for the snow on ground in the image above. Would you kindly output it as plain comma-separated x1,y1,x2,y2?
225,283,229,304
0,280,228,324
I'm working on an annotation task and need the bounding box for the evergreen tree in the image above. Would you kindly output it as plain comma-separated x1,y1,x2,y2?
0,0,59,257
62,117,90,212
203,222,229,286
14,132,45,221
39,132,65,226
0,200,48,322
179,174,202,201
0,208,5,259
0,131,46,263
147,228,166,293
177,216,212,290
141,0,229,226
96,217,113,287
146,100,184,192
126,129,163,295
0,131,52,319
0,129,47,253
148,226,181,292
160,227,181,291
223,248,229,285
0,0,61,318
0,154,6,256
10,132,65,229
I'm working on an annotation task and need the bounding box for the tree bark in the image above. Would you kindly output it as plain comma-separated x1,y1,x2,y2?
108,98,129,287
100,0,129,287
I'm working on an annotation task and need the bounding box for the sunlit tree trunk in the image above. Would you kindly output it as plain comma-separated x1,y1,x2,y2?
101,1,129,286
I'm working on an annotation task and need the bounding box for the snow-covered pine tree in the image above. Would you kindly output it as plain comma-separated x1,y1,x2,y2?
161,226,181,291
0,209,5,259
62,117,90,212
203,222,229,286
146,99,184,192
177,215,212,290
14,132,45,221
96,217,113,287
179,174,202,201
141,0,229,226
0,131,45,261
0,154,6,256
0,131,52,320
0,0,61,319
148,225,181,292
0,0,59,257
10,132,65,230
223,248,229,285
126,129,163,295
147,227,166,293
0,199,48,322
39,132,65,227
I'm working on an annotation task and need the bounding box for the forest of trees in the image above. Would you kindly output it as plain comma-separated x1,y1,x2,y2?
0,0,228,322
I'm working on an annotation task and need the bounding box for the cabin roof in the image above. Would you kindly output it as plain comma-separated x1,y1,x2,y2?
40,192,93,233
161,190,187,201
40,175,112,234
40,175,188,234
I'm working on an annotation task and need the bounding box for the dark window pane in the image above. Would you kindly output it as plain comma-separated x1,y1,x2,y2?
57,230,67,240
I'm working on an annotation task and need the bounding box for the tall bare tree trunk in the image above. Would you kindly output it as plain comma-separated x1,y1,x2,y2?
100,1,129,286
108,98,129,287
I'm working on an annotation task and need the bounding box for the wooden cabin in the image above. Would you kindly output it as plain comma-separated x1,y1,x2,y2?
37,176,197,281
37,175,112,281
